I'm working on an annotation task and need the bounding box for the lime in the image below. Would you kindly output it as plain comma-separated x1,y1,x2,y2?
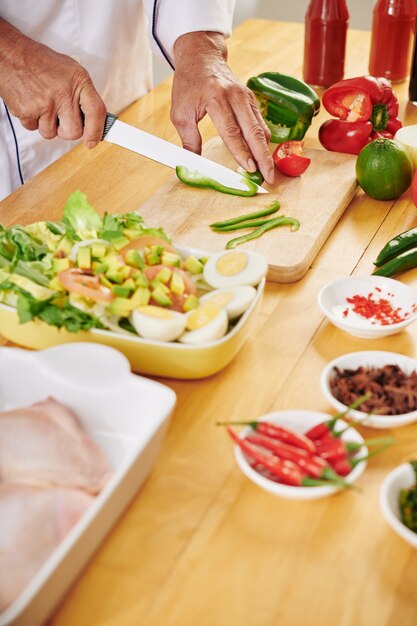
356,138,413,200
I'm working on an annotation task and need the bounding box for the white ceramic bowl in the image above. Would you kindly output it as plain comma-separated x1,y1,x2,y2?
233,410,367,501
318,275,417,339
321,351,417,429
380,463,417,549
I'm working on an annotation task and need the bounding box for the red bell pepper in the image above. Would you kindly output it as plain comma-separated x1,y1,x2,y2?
319,76,402,155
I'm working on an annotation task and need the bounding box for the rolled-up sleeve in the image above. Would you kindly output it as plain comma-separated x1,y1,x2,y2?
143,0,236,67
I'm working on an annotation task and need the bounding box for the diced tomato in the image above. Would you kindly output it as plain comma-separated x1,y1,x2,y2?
272,141,311,177
58,269,114,303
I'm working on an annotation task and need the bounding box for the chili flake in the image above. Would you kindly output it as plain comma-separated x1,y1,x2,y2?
345,291,408,325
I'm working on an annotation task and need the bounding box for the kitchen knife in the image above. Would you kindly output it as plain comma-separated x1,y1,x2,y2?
102,113,268,194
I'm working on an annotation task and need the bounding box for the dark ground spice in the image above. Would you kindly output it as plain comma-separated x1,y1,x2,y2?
330,364,417,416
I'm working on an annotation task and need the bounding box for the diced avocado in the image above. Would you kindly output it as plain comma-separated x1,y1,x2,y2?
125,249,145,269
49,276,66,292
170,271,185,295
106,297,135,317
92,242,107,258
106,270,125,284
9,274,55,301
77,246,92,270
56,235,73,256
134,272,149,288
53,257,71,273
112,284,133,297
155,267,172,284
183,256,204,274
99,275,113,289
122,278,136,290
183,294,199,312
111,236,130,251
146,250,161,265
151,287,173,307
161,251,181,267
119,266,131,280
150,279,170,295
123,228,142,240
92,262,108,274
131,287,151,307
102,253,122,273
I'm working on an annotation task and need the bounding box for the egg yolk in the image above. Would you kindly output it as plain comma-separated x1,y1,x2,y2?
186,303,221,330
216,252,248,276
138,305,173,319
205,292,234,307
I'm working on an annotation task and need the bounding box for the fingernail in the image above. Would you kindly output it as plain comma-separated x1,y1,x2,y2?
266,168,275,185
86,141,97,149
247,158,256,172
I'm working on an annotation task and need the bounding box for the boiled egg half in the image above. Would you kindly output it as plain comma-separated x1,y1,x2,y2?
203,250,267,288
178,302,228,344
131,305,186,342
199,285,256,320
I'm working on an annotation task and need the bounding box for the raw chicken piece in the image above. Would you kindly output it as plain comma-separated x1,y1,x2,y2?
0,397,111,494
0,484,93,612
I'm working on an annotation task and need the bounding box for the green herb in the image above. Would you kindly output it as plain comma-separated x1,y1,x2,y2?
63,190,102,236
399,461,417,533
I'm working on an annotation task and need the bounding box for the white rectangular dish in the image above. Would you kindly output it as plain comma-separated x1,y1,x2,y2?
0,342,176,626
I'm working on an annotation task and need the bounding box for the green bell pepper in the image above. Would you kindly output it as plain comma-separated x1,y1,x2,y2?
175,165,258,197
247,72,320,144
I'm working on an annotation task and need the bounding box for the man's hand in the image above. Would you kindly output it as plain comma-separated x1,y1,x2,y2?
0,19,106,148
171,32,274,185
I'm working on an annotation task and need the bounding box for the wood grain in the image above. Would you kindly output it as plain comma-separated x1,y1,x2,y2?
136,137,358,282
1,19,417,626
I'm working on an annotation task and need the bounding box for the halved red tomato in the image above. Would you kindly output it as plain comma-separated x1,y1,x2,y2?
273,141,311,177
58,269,114,303
119,236,178,259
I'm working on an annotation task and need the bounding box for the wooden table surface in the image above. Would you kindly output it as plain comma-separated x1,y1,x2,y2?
2,19,417,626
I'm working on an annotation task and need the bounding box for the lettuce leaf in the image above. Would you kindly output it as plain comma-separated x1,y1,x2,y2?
16,292,103,332
63,191,102,237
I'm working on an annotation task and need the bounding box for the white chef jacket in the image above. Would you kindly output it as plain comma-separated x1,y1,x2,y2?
0,0,235,200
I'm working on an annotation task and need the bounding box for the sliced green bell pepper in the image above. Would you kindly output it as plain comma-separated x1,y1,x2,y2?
175,166,258,197
247,72,320,144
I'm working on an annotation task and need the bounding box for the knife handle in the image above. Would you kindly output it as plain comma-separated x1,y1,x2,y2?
79,110,118,141
102,112,118,140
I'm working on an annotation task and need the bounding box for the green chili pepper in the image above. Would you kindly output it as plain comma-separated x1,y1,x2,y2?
374,226,417,267
373,247,417,277
247,72,320,144
212,216,286,232
226,217,300,249
235,166,264,186
176,165,258,197
210,201,280,229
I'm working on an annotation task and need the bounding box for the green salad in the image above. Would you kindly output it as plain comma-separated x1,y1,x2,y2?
0,191,207,335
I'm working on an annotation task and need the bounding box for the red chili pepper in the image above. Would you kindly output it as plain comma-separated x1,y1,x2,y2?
227,428,337,487
272,140,311,177
218,420,316,453
245,432,348,485
314,437,348,462
319,76,402,155
305,393,372,441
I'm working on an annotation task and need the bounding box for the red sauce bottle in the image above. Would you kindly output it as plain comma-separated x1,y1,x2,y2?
303,0,349,88
369,0,416,83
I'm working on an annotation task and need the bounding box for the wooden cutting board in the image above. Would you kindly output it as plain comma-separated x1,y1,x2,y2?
136,137,358,283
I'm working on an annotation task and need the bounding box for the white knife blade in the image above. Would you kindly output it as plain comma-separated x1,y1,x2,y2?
102,113,268,194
